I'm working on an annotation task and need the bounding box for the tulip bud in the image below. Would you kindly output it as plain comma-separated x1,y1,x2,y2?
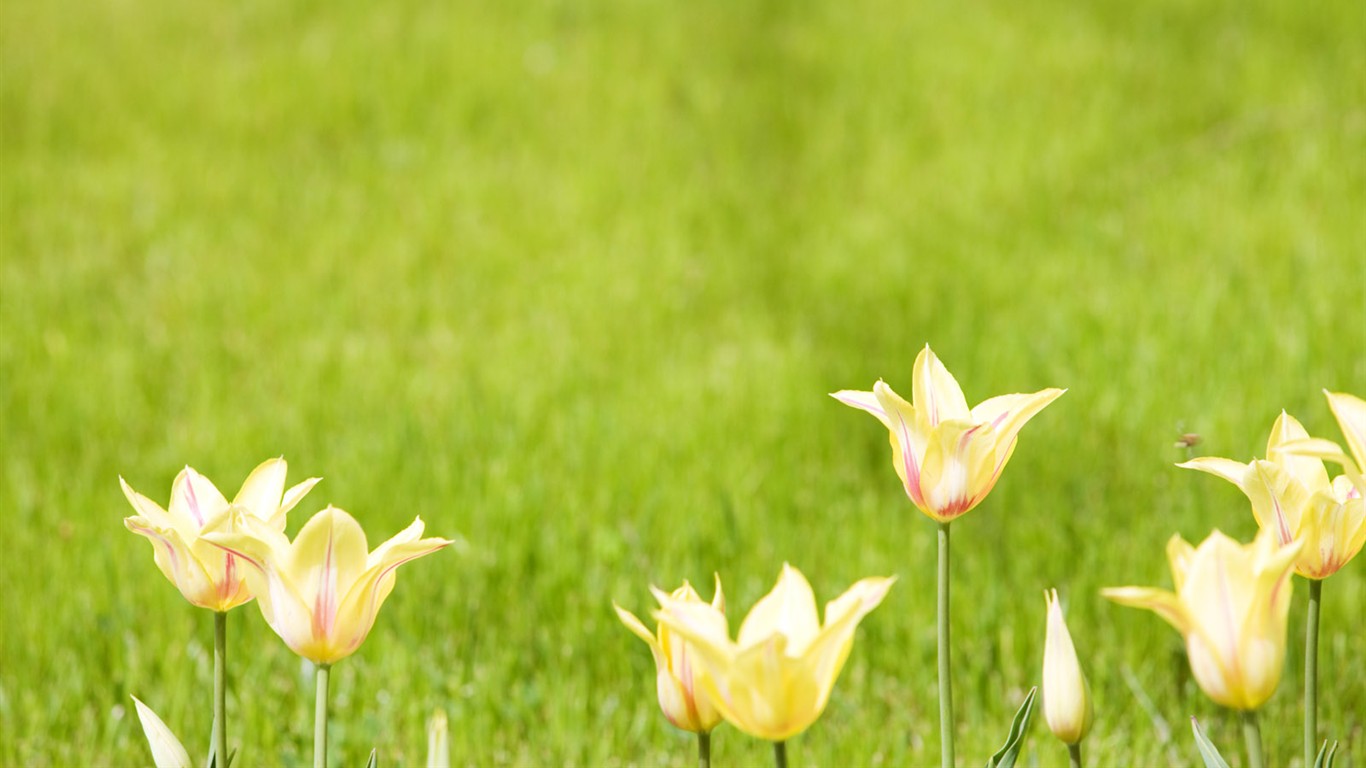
1042,589,1093,745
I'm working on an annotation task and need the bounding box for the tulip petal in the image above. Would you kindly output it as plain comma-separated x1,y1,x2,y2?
970,388,1067,458
829,388,893,430
912,345,970,428
120,478,175,530
1101,587,1190,635
918,419,998,520
613,603,665,662
873,381,927,506
169,467,229,530
1178,457,1250,487
725,633,823,741
737,563,820,653
232,458,288,517
332,532,450,659
1265,413,1331,491
1324,391,1366,471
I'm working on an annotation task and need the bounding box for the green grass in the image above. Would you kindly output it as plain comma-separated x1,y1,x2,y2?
3,0,1364,764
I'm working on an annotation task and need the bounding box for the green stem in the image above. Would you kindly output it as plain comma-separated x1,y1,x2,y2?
773,740,787,768
697,731,711,768
938,522,955,768
211,611,227,768
1067,742,1082,768
1241,709,1264,768
1304,579,1322,768
314,664,331,768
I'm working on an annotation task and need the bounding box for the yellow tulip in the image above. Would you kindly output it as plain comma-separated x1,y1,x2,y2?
614,576,725,734
121,458,320,611
1102,528,1301,711
1042,589,1093,745
1287,391,1366,497
832,345,1064,522
204,506,451,664
1180,411,1366,579
652,564,894,742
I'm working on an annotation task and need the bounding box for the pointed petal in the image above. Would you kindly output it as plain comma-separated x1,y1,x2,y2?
168,467,229,531
119,477,176,530
279,476,323,517
1166,534,1196,591
613,603,665,661
1101,586,1190,634
912,345,970,427
232,458,288,517
1266,413,1331,490
327,530,449,663
805,575,894,703
124,516,224,609
1325,391,1366,471
830,389,892,429
970,387,1066,450
130,696,192,768
873,381,927,506
1244,461,1309,547
1177,457,1251,488
737,564,820,653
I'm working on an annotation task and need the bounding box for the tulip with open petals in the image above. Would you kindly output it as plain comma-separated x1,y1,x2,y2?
1289,391,1366,497
615,576,725,734
1042,590,1093,747
832,345,1064,522
205,506,451,664
1103,527,1301,711
1180,411,1366,580
121,458,320,611
652,564,894,743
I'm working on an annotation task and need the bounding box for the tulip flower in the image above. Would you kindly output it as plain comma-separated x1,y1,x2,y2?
122,457,319,766
1253,392,1366,766
206,505,451,664
833,344,1062,768
1042,589,1093,760
1104,528,1301,768
1180,411,1366,580
831,345,1064,523
652,563,893,765
121,458,320,611
1289,391,1366,496
615,577,726,734
616,577,725,767
205,505,451,768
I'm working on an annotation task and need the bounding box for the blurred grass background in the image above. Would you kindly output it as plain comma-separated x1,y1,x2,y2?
2,0,1364,764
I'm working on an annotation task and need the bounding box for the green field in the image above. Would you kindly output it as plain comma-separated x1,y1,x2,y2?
3,0,1364,764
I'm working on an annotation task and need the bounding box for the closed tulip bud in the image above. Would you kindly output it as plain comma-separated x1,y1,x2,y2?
1042,589,1093,745
833,345,1064,523
130,696,192,768
1104,527,1301,711
615,576,725,734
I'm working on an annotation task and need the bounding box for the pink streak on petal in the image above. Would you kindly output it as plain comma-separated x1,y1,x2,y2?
312,536,337,642
184,476,205,527
893,408,924,506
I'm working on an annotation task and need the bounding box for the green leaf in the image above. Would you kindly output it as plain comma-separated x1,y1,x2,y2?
1190,717,1231,768
985,687,1037,768
364,748,378,768
1313,739,1339,768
